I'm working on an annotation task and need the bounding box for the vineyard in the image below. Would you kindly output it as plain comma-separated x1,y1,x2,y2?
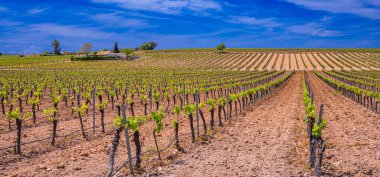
1,49,380,71
0,49,379,176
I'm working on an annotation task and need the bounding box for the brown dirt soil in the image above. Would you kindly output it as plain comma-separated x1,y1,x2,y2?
0,92,211,177
2,70,379,177
275,53,284,71
237,53,258,71
283,53,290,70
306,72,380,176
242,53,261,71
290,53,298,70
295,53,306,70
157,72,309,176
328,53,358,70
349,52,378,70
257,53,273,70
0,73,289,177
216,53,239,67
308,53,331,70
317,53,341,70
250,53,267,71
230,53,250,70
301,53,317,70
345,53,372,70
325,53,351,70
221,53,243,68
266,53,278,70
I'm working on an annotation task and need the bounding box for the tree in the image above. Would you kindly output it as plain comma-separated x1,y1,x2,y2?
120,48,134,59
149,41,158,49
80,43,93,57
52,39,61,55
216,43,226,53
140,43,151,52
120,48,133,55
113,42,119,53
0,52,2,56
139,41,158,51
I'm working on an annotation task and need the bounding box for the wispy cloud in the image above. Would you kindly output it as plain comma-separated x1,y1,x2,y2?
320,16,333,22
92,0,222,14
284,0,380,20
28,7,50,15
228,16,282,28
0,6,8,13
91,13,148,28
223,2,238,7
228,15,342,37
27,23,116,39
286,22,343,37
0,19,22,27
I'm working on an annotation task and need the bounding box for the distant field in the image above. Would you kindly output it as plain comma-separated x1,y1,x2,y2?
1,49,379,71
147,50,380,71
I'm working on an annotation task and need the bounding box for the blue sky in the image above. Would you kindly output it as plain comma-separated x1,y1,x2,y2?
0,0,380,54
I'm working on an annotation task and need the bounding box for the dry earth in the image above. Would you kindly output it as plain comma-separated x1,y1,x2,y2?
1,71,380,177
158,72,309,177
306,72,380,176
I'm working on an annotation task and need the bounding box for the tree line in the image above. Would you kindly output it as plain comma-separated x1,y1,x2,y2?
40,40,227,56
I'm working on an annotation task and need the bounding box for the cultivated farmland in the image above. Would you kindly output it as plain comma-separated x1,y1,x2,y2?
0,49,379,177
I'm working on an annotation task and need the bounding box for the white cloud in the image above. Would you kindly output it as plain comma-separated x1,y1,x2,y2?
186,0,221,12
223,2,238,7
28,7,50,15
286,22,343,37
91,13,148,28
0,6,8,13
227,15,342,37
28,23,116,39
228,16,282,28
320,16,333,22
285,0,380,19
92,0,222,14
0,19,22,26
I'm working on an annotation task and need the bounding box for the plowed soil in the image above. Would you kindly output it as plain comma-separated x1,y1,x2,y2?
242,53,260,71
290,53,298,70
284,53,290,70
306,72,380,176
308,53,328,70
159,72,308,176
295,53,306,70
250,53,267,71
317,53,341,70
274,53,284,70
1,71,379,177
266,53,278,70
